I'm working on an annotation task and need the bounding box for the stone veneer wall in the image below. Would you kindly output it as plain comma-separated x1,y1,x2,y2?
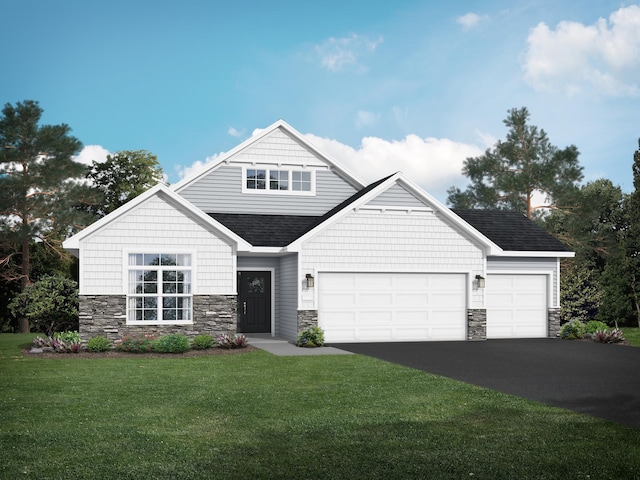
297,310,318,333
547,308,561,338
78,294,237,344
467,309,487,341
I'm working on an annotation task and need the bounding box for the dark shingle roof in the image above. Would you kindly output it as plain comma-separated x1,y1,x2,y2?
208,174,396,247
451,209,571,252
209,213,318,247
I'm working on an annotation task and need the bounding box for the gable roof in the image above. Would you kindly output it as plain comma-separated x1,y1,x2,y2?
452,209,571,253
62,184,252,253
172,119,366,193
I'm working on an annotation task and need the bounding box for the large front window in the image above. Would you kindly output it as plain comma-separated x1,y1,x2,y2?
127,253,192,324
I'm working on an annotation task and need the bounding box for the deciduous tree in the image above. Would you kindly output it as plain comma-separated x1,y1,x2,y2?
86,149,164,218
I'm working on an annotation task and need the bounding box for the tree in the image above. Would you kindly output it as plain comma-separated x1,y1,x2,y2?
0,100,92,332
543,179,625,273
86,150,164,218
623,138,640,326
447,107,583,218
8,275,79,335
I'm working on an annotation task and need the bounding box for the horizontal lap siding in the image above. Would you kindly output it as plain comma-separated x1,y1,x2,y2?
487,257,558,306
278,254,299,341
177,129,359,215
81,194,234,295
301,210,484,309
366,184,426,207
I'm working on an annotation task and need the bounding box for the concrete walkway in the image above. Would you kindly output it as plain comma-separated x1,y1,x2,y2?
246,334,353,356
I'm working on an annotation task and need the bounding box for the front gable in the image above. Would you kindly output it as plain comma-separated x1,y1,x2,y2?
175,120,364,216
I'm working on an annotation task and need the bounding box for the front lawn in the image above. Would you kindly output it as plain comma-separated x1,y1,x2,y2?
622,327,640,346
1,334,639,479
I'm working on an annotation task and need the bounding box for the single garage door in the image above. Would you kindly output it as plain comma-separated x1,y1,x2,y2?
318,272,467,343
486,274,548,339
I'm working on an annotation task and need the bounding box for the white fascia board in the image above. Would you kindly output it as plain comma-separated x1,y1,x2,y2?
62,184,251,251
172,119,366,193
393,174,503,255
492,250,575,258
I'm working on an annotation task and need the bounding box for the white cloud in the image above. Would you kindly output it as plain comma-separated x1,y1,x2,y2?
228,127,244,137
355,110,381,128
523,5,640,97
315,33,383,72
304,133,483,202
176,132,481,203
456,12,487,30
73,145,110,166
176,153,221,181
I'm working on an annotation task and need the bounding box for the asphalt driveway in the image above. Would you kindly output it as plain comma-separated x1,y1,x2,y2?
334,339,640,428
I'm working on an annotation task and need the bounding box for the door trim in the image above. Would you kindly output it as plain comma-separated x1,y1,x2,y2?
237,268,275,335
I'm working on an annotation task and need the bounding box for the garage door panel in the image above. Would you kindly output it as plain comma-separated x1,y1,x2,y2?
319,273,466,343
487,274,547,339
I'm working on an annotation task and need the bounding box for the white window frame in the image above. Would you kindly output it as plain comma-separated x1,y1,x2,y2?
125,252,194,325
242,167,316,196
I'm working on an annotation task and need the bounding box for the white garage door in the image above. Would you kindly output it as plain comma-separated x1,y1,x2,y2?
318,272,467,343
486,274,548,339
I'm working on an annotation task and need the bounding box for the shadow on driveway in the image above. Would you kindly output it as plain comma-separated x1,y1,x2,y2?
334,339,640,429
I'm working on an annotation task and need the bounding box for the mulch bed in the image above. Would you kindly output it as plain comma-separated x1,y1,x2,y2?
22,345,258,359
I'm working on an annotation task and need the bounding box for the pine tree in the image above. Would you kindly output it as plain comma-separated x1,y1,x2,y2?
447,107,583,218
0,100,92,332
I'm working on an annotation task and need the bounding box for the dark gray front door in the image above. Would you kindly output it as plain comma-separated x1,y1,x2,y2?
238,271,271,333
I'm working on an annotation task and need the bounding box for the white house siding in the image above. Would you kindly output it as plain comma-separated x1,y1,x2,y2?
366,184,427,208
300,210,485,310
233,128,329,167
80,193,235,295
486,257,559,306
177,166,358,216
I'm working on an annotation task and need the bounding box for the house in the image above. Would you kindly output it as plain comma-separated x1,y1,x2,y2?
63,120,574,344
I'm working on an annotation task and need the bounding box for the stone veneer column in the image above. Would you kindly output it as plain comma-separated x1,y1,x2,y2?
78,294,237,344
297,310,318,333
467,309,487,341
547,308,561,338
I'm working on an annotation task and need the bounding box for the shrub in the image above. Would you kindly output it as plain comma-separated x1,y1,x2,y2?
86,336,112,352
192,334,215,350
297,325,325,347
33,332,81,353
114,334,156,353
559,319,587,339
152,334,191,353
585,320,609,334
593,329,626,344
216,333,248,349
8,275,79,335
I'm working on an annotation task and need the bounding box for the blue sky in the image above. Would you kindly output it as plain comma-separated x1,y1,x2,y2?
2,0,639,202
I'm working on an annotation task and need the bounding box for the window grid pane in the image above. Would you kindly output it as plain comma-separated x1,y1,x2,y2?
127,254,192,323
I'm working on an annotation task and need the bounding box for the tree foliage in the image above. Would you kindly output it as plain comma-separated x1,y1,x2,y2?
8,274,79,335
86,149,164,218
560,262,601,324
447,107,583,218
0,100,93,332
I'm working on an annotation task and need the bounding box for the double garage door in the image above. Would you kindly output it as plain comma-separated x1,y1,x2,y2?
318,272,467,343
318,272,549,342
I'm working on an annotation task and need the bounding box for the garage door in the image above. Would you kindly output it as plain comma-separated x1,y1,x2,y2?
318,272,466,343
486,274,547,339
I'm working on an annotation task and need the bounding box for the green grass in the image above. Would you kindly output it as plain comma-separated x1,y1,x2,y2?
622,327,640,346
1,334,639,480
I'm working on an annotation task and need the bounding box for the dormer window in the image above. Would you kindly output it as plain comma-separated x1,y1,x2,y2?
244,168,314,195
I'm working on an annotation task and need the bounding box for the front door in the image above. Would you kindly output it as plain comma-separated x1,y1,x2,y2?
238,271,271,333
